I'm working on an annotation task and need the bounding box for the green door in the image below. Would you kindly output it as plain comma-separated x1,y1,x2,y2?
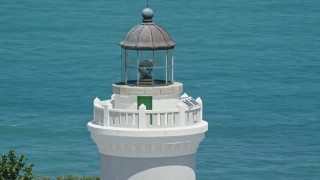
137,96,153,124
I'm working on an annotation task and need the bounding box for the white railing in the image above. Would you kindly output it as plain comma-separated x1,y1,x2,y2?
93,98,202,129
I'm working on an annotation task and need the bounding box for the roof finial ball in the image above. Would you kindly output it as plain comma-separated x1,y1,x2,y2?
142,7,154,23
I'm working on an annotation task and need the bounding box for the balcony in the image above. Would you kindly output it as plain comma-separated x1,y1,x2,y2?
93,98,202,129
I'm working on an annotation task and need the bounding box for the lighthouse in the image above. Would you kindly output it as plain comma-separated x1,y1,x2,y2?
87,7,208,180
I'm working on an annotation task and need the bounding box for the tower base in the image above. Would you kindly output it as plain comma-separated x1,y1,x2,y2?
100,153,196,180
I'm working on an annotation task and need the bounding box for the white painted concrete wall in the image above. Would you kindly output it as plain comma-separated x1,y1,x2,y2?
100,154,196,180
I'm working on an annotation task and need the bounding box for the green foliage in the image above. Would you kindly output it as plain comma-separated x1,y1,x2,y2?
0,149,34,180
36,175,99,180
56,175,99,180
0,149,98,180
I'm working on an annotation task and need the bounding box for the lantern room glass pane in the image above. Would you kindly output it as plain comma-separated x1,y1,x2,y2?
121,49,138,85
138,50,154,63
167,49,174,83
153,50,167,85
121,48,126,83
154,50,167,67
127,67,138,85
121,48,174,86
137,50,154,85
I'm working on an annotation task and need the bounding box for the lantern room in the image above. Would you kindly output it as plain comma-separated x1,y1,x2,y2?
119,8,176,86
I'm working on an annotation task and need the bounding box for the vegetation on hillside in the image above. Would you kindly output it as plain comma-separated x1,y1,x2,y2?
37,175,99,180
1,150,99,180
0,149,33,180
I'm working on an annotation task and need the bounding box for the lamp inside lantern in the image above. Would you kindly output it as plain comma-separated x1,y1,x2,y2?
138,60,153,85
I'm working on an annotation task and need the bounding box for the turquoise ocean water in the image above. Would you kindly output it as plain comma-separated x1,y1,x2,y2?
1,0,319,179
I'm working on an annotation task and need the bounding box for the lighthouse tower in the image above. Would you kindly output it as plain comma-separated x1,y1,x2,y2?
88,7,208,180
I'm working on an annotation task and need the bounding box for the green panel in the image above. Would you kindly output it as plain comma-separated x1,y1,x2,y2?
137,96,153,124
137,96,152,110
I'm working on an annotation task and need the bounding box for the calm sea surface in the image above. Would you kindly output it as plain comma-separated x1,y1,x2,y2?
1,0,319,179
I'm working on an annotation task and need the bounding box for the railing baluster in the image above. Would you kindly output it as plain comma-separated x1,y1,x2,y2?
178,102,186,127
103,102,112,127
196,97,202,121
158,114,161,127
138,104,146,129
126,113,128,126
132,113,135,126
165,113,168,126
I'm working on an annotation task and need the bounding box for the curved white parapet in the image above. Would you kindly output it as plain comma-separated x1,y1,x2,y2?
88,121,208,158
93,98,203,129
88,120,207,137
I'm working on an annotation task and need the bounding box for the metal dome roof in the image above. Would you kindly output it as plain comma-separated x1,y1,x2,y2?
119,8,176,50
